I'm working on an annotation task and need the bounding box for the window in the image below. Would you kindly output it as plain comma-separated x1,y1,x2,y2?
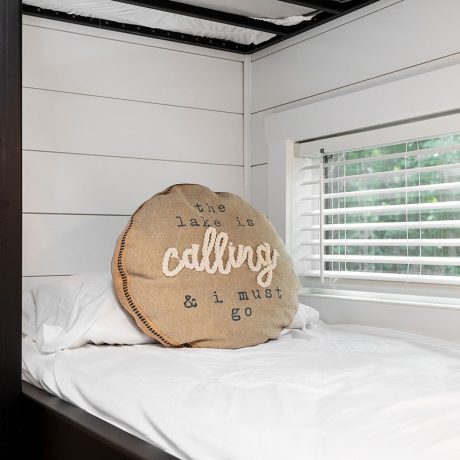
291,114,460,301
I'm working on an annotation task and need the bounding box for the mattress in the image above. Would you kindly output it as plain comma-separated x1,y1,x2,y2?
22,323,460,460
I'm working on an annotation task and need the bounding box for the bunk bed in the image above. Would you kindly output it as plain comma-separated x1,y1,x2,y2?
2,1,460,459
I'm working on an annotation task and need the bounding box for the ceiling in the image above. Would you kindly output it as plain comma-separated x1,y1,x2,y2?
22,0,379,54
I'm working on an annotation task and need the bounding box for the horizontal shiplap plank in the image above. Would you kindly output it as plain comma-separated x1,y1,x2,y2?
251,164,268,215
23,24,243,113
23,150,244,214
252,0,460,113
23,88,243,165
23,214,128,276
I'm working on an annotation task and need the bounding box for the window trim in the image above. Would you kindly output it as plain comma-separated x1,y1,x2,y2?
299,287,460,311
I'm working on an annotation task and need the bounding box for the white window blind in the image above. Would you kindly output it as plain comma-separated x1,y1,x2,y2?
291,114,460,292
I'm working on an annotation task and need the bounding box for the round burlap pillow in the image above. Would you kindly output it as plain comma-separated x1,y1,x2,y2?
112,184,299,348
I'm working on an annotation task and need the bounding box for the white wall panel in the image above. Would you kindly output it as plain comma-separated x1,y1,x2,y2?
250,0,401,62
251,165,268,215
24,150,244,215
250,114,267,165
23,88,243,165
252,0,460,113
265,63,460,145
22,18,245,282
23,214,128,276
23,24,243,113
300,294,460,344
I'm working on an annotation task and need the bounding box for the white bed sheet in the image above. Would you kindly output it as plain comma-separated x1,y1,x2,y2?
22,323,460,460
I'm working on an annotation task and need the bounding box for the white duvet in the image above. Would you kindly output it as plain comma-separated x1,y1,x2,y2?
22,323,460,460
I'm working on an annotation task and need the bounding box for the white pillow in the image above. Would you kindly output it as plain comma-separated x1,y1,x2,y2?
22,271,318,353
22,272,156,353
289,302,320,329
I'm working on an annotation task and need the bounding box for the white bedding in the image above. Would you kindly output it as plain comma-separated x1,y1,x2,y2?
22,323,460,460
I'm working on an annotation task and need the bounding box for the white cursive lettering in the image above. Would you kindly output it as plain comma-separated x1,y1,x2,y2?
161,227,279,288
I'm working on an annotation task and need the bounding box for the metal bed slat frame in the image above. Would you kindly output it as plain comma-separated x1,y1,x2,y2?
2,0,379,457
21,4,254,53
22,0,380,54
115,0,292,35
279,0,344,14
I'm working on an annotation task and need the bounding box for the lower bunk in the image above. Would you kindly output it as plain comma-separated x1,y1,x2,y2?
22,320,460,460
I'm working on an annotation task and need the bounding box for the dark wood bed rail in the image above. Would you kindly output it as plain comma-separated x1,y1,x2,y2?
22,381,178,460
0,0,22,457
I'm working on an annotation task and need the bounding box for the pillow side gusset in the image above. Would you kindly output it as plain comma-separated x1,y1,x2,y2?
111,209,182,348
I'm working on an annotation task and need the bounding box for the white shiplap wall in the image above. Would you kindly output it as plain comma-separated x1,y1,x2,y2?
23,16,245,290
250,0,460,215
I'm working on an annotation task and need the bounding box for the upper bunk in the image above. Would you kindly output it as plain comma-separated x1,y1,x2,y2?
22,0,380,53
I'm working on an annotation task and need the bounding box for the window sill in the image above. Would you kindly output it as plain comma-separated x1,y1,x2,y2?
299,288,460,311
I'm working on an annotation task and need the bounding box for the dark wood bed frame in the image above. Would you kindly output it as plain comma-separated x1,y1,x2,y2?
1,1,22,457
22,382,177,459
0,2,179,458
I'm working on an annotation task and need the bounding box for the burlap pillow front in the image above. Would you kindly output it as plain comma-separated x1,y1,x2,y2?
112,184,299,349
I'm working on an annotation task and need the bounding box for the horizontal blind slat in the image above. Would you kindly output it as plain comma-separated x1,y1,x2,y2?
300,219,460,231
320,143,460,167
300,164,321,171
299,200,460,216
300,271,460,285
300,194,321,201
300,179,320,186
320,162,460,184
307,181,460,200
301,255,460,265
300,238,460,247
